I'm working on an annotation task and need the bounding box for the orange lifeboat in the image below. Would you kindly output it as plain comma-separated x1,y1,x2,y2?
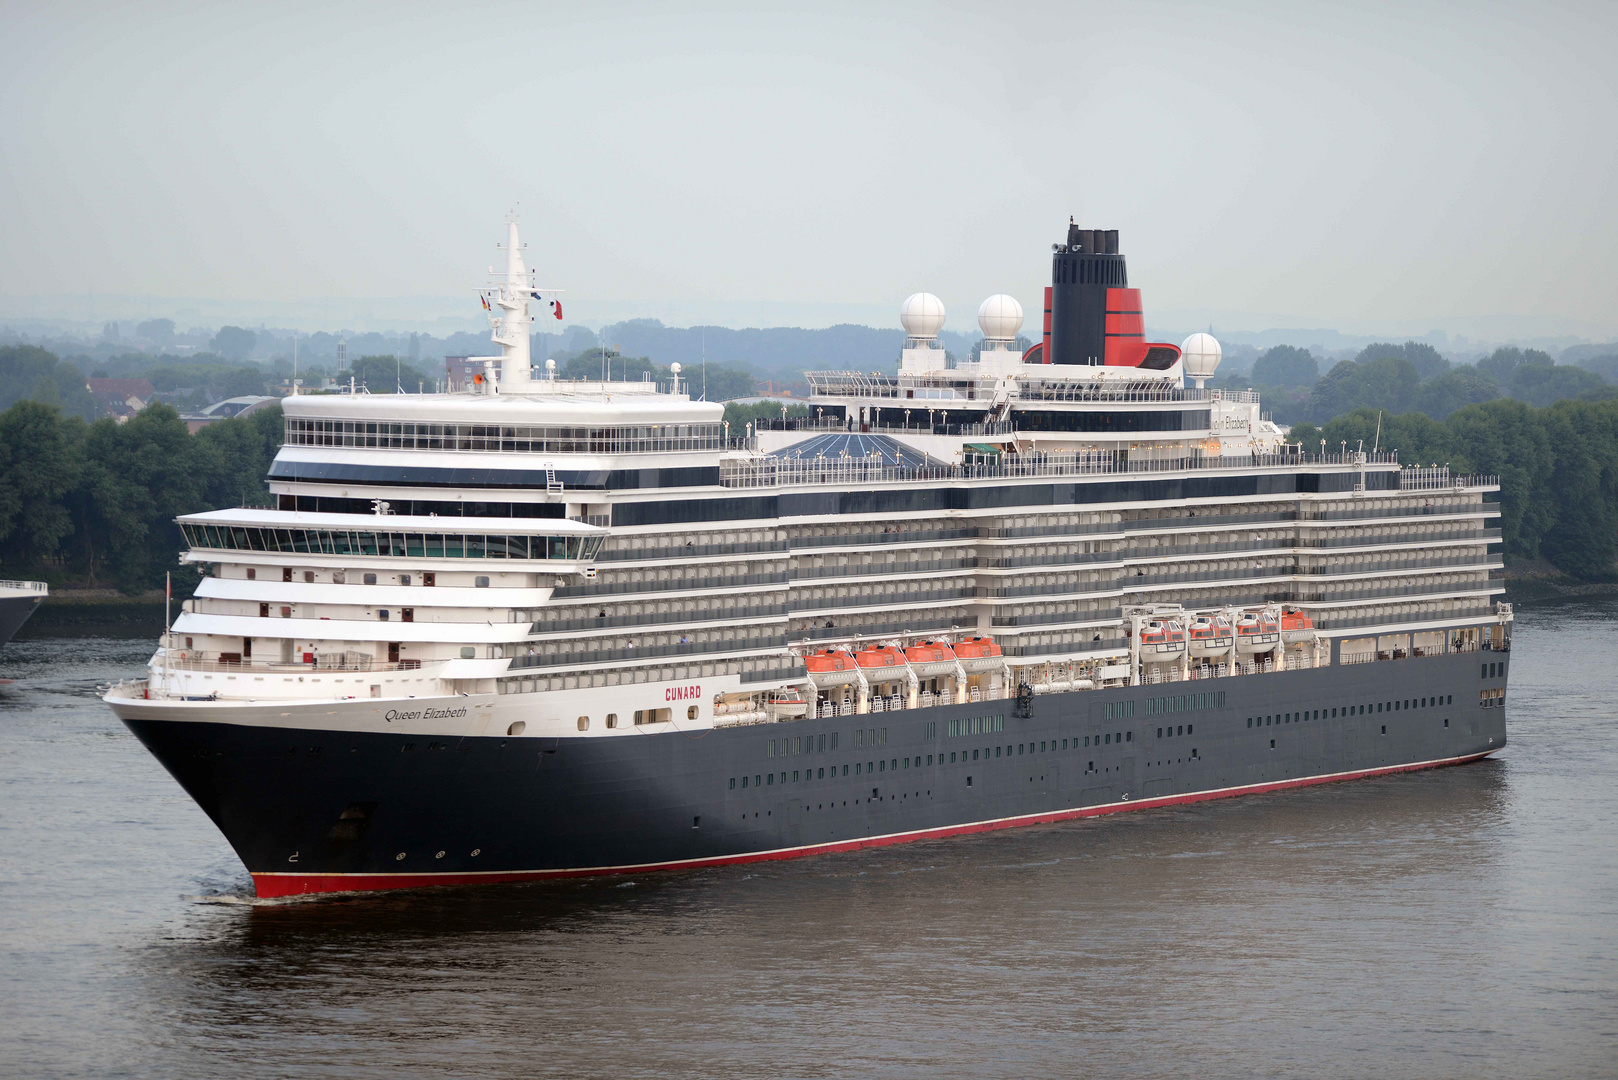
1235,611,1280,654
854,644,907,672
903,640,959,678
953,636,1005,673
804,648,861,687
1188,615,1233,658
1281,608,1316,645
1138,618,1187,662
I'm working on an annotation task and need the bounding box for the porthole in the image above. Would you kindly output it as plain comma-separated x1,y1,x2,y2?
577,716,590,731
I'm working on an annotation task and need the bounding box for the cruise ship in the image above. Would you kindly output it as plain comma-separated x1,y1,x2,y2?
105,216,1512,898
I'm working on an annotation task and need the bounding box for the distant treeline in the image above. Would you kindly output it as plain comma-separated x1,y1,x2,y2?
12,317,998,391
1292,398,1618,580
1224,341,1618,424
0,400,282,592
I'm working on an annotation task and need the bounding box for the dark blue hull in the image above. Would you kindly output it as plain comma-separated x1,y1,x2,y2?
122,650,1509,896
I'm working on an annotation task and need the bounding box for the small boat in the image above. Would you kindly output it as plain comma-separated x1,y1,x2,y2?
1138,618,1187,662
803,648,861,687
903,641,959,678
1281,608,1316,645
766,688,808,718
1187,615,1233,658
952,636,1005,672
1235,611,1280,654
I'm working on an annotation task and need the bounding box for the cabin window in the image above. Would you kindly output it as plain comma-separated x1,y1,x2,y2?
400,574,411,586
729,778,735,789
246,568,256,580
259,602,269,617
606,713,617,728
364,573,377,585
304,571,315,582
282,567,292,582
378,609,389,621
577,716,589,731
687,706,698,720
475,576,490,587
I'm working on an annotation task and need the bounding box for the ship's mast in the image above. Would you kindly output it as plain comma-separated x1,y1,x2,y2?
488,213,534,390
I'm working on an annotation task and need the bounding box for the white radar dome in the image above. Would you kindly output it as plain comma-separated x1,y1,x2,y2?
977,294,1024,341
900,292,946,339
1180,332,1222,381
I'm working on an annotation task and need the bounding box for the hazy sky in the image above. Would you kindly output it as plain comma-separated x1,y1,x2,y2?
2,1,1614,339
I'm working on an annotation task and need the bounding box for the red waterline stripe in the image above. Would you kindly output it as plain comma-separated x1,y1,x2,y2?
251,749,1498,898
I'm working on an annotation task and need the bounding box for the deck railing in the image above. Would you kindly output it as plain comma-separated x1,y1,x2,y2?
720,450,1402,489
0,579,48,592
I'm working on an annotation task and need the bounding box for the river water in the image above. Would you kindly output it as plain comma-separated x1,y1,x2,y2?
1,600,1614,1078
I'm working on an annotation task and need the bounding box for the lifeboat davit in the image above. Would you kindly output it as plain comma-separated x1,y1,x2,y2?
1138,618,1187,662
952,636,1005,673
1281,609,1316,645
1235,611,1280,654
804,648,861,687
903,641,958,678
1187,615,1233,658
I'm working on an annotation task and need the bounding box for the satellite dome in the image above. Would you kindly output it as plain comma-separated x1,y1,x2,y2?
1180,332,1222,380
977,294,1024,341
900,293,946,339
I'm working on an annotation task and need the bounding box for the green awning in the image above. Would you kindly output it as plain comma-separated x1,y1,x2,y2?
965,443,1002,456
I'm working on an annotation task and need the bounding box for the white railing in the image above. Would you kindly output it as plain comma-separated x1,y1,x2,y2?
0,580,48,592
1400,466,1498,491
721,450,1388,489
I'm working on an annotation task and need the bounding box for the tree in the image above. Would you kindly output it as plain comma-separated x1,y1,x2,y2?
218,366,267,399
1252,345,1318,388
723,401,810,431
342,355,426,393
0,401,80,568
1353,341,1449,381
1510,359,1612,407
0,344,99,420
77,404,211,590
210,326,257,361
1306,357,1419,422
137,318,175,344
1477,346,1552,384
1412,366,1500,420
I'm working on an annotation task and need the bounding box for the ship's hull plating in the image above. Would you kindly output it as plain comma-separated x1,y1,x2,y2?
118,652,1508,898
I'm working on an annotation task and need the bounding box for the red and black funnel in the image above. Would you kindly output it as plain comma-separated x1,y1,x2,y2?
1045,219,1180,370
